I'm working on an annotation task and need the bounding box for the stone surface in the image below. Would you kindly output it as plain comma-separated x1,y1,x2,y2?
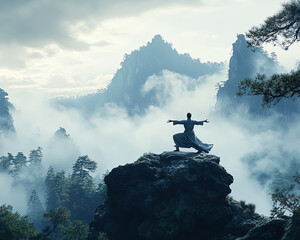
216,34,300,116
235,218,286,240
282,212,300,240
88,152,290,240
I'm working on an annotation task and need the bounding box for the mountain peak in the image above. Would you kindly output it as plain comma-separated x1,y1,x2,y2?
152,34,164,42
237,33,246,42
215,34,300,116
54,127,70,139
148,34,168,47
58,36,223,115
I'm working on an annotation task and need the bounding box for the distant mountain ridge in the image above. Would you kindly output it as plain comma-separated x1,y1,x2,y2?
57,35,223,115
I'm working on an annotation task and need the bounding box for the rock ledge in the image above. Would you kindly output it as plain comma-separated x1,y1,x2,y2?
88,152,289,240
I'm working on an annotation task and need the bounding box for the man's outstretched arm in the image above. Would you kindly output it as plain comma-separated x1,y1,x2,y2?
167,120,185,125
194,119,210,125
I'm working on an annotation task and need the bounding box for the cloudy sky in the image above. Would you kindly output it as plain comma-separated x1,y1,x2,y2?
1,0,299,98
2,0,300,215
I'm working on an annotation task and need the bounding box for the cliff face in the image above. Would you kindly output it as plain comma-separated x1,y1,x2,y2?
216,34,300,116
0,88,15,134
88,152,290,240
104,34,222,113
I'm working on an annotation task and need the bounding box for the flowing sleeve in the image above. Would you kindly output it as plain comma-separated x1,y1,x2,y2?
173,120,186,125
193,120,204,125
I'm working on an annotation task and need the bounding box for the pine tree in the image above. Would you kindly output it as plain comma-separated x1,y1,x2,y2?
72,155,97,181
27,190,45,231
0,156,6,171
246,0,300,50
11,152,27,176
270,172,300,217
238,0,300,104
237,2,300,220
45,166,69,211
4,153,15,174
68,155,99,222
0,154,12,171
42,207,71,239
44,157,103,224
45,167,56,210
29,147,43,166
59,220,89,240
0,204,38,240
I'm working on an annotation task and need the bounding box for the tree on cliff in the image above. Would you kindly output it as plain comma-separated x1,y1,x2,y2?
238,70,300,105
236,0,300,219
271,172,300,217
247,0,300,50
237,0,300,105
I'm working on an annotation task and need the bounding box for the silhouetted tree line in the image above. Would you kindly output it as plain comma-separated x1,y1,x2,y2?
0,148,107,239
0,147,42,176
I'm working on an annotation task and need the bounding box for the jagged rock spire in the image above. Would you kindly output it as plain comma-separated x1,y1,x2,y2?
0,88,15,134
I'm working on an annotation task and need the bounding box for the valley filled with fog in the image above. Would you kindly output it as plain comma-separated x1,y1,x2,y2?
1,34,299,220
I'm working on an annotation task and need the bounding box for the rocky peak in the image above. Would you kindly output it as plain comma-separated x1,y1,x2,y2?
57,35,223,115
88,152,292,240
54,127,70,139
152,34,164,42
0,88,15,134
148,34,168,48
220,34,279,94
216,34,300,116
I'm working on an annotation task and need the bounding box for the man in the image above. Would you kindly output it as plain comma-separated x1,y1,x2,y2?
167,113,213,153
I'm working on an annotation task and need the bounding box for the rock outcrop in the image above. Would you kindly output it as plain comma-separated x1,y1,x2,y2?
88,152,292,240
0,88,15,135
216,34,300,116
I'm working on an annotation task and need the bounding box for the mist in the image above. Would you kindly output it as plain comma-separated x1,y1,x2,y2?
1,66,300,216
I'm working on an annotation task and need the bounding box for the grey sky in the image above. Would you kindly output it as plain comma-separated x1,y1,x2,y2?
0,0,202,49
0,0,299,96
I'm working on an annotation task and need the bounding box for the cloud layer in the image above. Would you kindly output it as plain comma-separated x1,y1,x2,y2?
0,0,299,216
0,69,284,216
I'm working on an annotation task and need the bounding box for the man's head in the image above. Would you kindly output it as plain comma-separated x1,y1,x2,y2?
187,112,192,119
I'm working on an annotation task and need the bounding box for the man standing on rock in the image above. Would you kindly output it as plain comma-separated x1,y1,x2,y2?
167,113,213,153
